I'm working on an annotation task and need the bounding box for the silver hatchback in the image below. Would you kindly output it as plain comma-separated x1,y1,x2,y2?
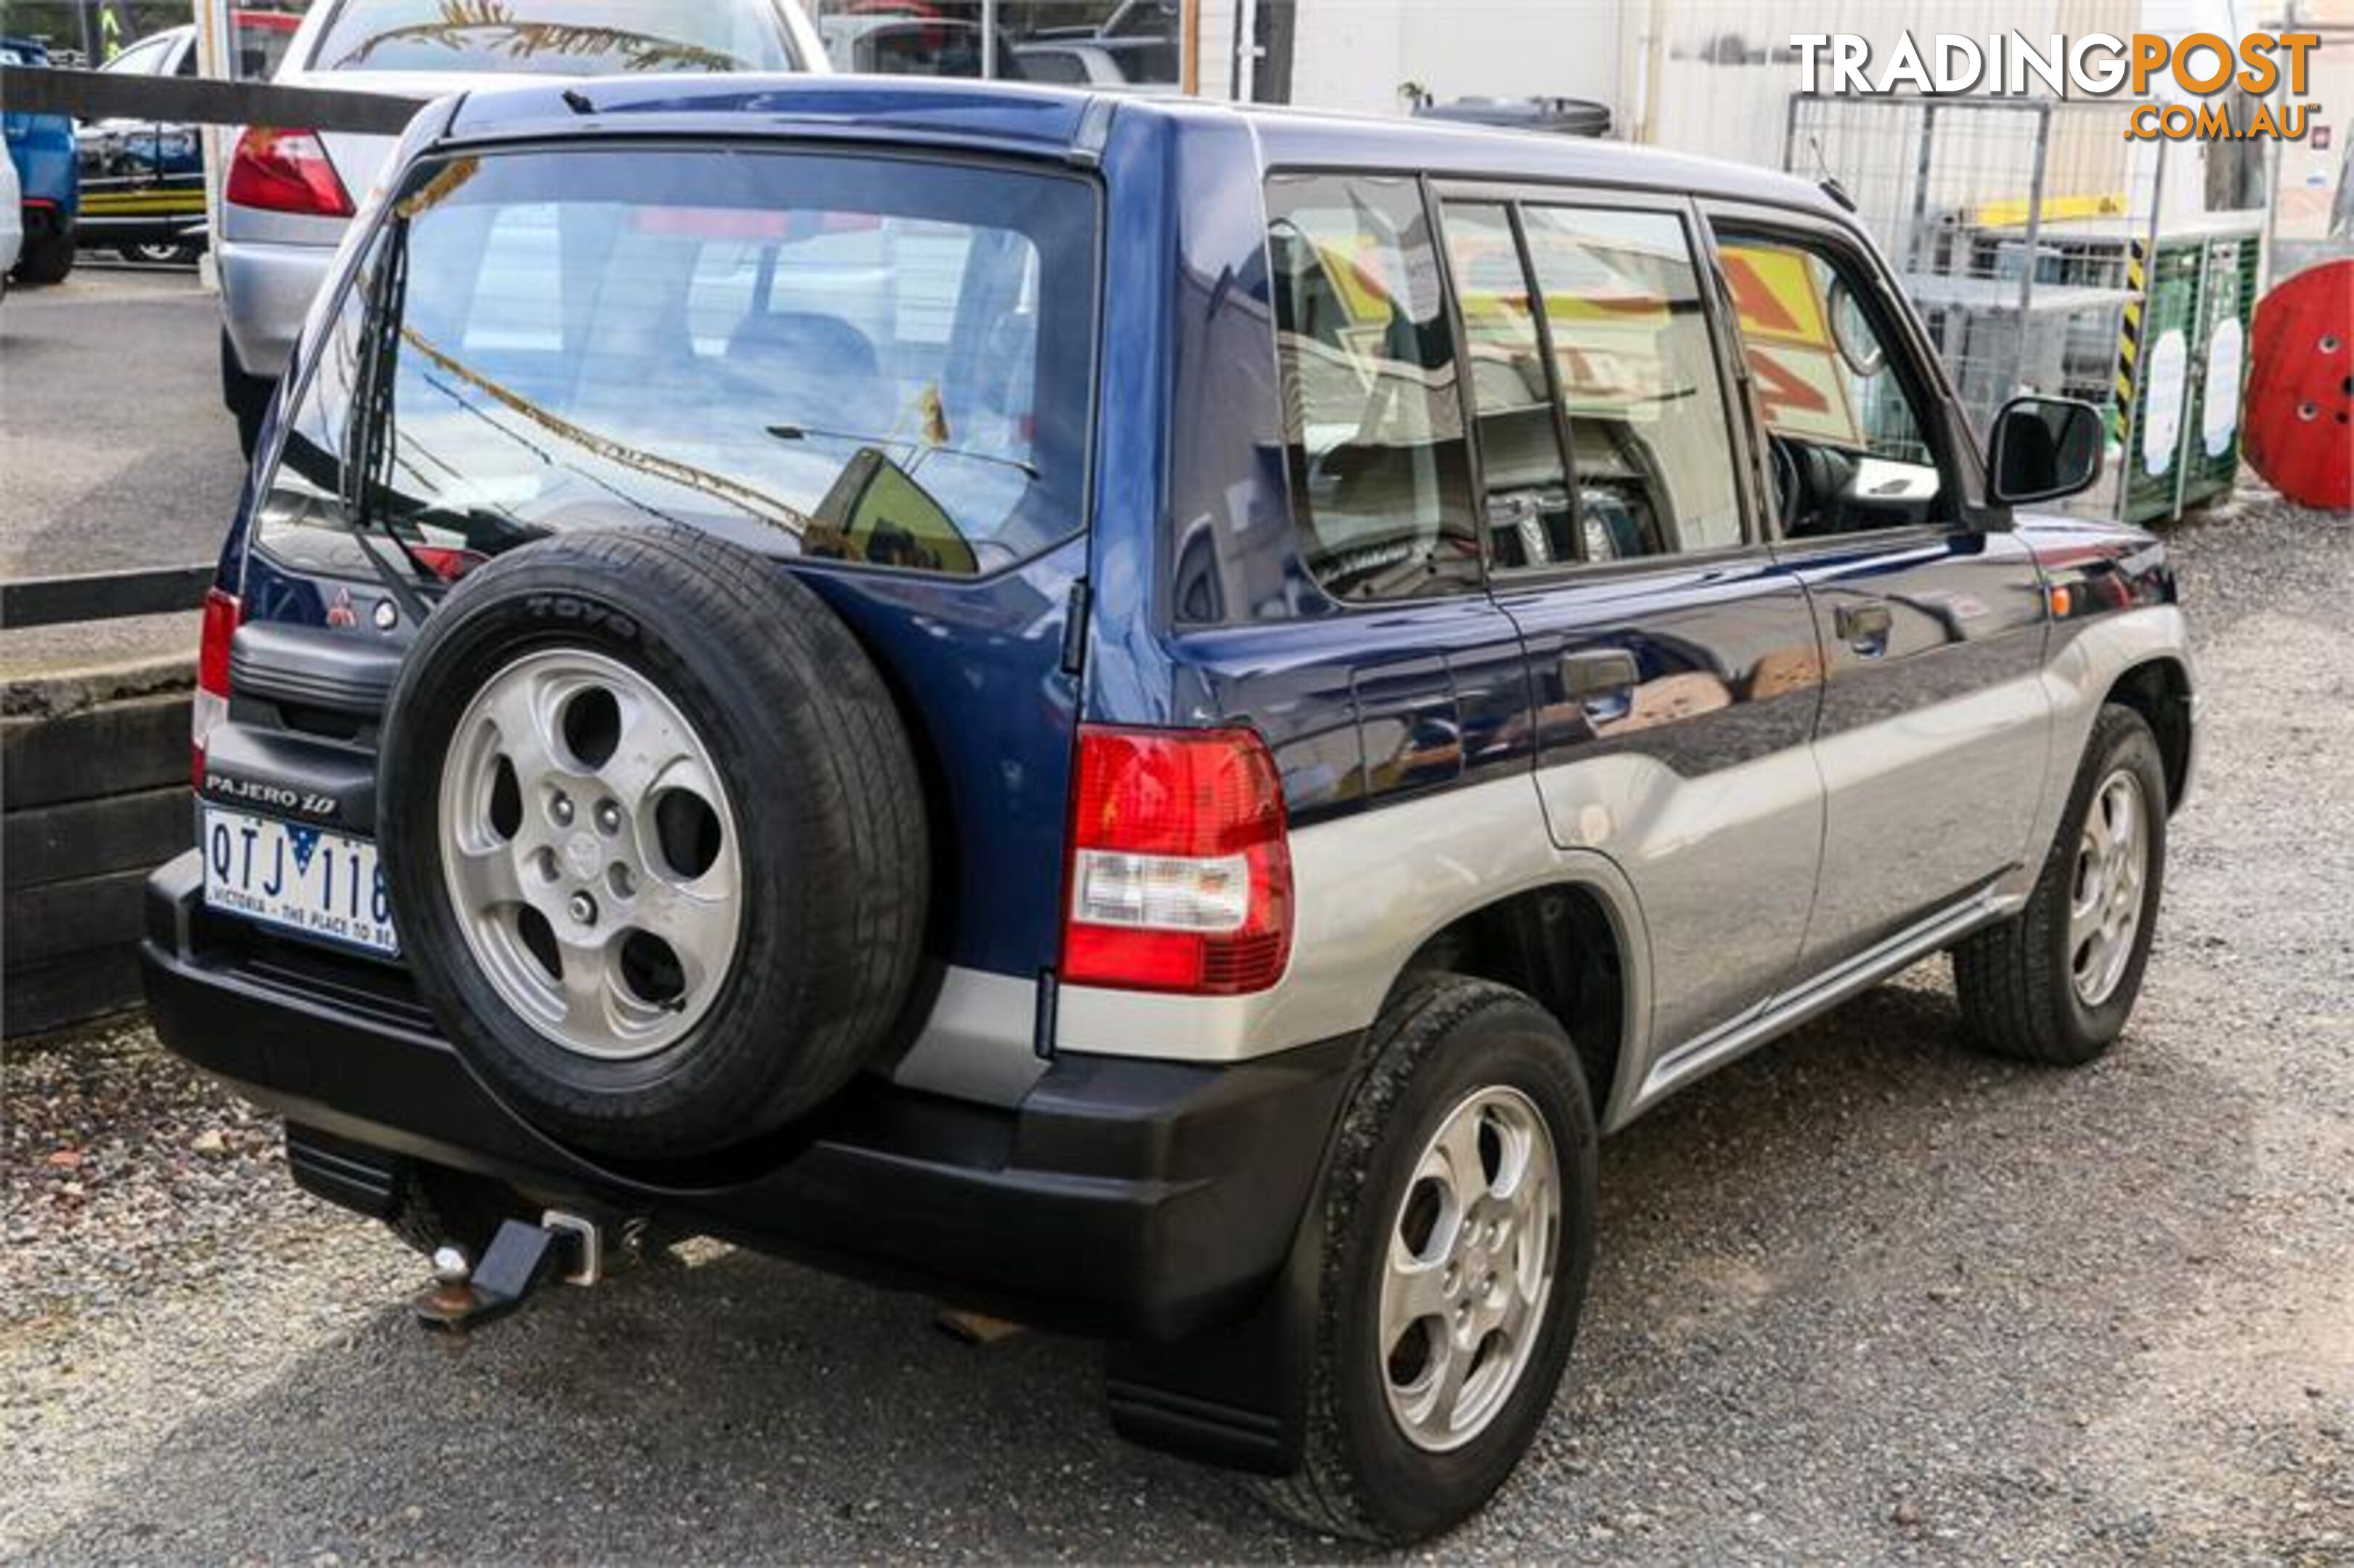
216,0,826,453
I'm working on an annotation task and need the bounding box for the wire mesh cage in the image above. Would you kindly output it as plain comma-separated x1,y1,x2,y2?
1785,94,2188,519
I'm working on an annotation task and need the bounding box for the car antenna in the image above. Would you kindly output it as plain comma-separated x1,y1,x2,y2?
561,87,595,116
1801,132,1858,212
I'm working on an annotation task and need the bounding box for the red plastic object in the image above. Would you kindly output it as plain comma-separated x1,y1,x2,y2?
224,127,354,218
2242,259,2353,512
1062,725,1293,995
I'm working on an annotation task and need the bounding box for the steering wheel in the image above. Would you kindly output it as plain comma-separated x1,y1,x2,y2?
1769,436,1803,531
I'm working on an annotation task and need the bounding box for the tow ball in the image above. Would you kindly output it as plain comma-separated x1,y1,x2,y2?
413,1210,606,1332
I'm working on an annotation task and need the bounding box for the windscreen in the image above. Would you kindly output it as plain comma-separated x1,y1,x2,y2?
312,0,797,75
257,147,1098,581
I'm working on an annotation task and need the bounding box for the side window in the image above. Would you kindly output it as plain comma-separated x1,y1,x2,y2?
1518,205,1747,560
1714,234,1950,536
1268,174,1480,603
1439,202,1579,571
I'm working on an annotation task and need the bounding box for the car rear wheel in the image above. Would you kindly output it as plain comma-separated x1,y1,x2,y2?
1253,975,1597,1543
377,526,930,1159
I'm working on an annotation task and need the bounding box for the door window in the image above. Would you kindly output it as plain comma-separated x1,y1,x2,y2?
1518,205,1747,560
1714,234,1950,536
1439,202,1581,571
1268,174,1481,603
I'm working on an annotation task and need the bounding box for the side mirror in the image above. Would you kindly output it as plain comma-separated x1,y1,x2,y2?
1987,395,2103,507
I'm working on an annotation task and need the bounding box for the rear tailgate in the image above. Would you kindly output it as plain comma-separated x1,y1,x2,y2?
205,134,1101,986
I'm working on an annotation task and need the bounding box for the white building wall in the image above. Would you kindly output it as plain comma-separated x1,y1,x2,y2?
1281,0,1622,117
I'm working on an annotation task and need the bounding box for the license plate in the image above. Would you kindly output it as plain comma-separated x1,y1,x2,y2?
201,807,399,956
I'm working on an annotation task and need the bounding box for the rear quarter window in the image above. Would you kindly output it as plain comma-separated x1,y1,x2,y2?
1266,172,1481,603
256,147,1097,581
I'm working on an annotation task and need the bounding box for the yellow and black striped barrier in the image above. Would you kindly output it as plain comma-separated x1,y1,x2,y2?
2112,237,2147,446
2118,236,2156,444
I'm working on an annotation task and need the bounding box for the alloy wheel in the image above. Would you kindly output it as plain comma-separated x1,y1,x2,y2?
1377,1085,1561,1452
438,648,742,1060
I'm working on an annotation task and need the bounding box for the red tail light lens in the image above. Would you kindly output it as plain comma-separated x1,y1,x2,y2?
1062,725,1293,995
407,544,486,583
192,588,240,789
224,127,354,217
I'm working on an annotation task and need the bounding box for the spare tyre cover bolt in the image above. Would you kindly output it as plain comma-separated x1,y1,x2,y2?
569,891,598,926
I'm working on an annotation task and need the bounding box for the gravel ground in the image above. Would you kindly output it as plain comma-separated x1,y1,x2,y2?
3,489,2349,1563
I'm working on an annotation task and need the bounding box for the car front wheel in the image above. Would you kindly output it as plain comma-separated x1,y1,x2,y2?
1953,703,2169,1065
1254,974,1598,1543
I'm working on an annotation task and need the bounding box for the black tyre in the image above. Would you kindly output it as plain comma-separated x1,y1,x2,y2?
121,240,200,267
1952,703,2167,1066
13,227,73,285
220,330,276,459
386,1162,539,1259
378,526,929,1159
1255,975,1598,1544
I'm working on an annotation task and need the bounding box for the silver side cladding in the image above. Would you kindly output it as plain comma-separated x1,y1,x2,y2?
885,966,1045,1106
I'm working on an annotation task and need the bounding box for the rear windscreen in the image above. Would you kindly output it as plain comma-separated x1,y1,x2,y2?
312,0,796,75
258,147,1098,581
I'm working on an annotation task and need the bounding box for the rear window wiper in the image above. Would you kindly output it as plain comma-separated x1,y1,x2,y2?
762,422,1041,482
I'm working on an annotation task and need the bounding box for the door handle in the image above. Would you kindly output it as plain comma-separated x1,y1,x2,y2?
1834,600,1894,651
1560,648,1639,703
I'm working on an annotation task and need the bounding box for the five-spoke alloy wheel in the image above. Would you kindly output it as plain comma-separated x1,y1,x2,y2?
1378,1085,1560,1452
440,648,743,1061
375,526,929,1159
1255,974,1597,1544
2068,768,2148,1009
1954,702,2170,1066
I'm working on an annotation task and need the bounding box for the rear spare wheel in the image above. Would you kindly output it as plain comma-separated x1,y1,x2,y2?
376,527,928,1159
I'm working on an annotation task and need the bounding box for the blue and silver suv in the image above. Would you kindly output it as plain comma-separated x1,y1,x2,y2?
144,78,2198,1543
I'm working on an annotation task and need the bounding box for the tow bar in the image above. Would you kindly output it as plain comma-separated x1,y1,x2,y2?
414,1210,606,1332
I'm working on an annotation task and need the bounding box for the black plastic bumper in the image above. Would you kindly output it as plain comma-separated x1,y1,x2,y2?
140,851,1353,1344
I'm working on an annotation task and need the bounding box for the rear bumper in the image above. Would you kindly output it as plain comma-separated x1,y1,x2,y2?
141,851,1352,1341
216,237,333,379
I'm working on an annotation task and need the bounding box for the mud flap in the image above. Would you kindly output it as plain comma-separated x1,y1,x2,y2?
1103,1194,1322,1476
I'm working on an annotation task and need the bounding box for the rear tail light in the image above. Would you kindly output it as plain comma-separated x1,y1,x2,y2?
224,127,354,217
192,588,240,789
1062,725,1293,995
407,544,486,583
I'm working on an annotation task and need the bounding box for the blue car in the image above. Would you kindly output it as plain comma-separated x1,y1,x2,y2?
1,34,78,283
144,78,2197,1541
